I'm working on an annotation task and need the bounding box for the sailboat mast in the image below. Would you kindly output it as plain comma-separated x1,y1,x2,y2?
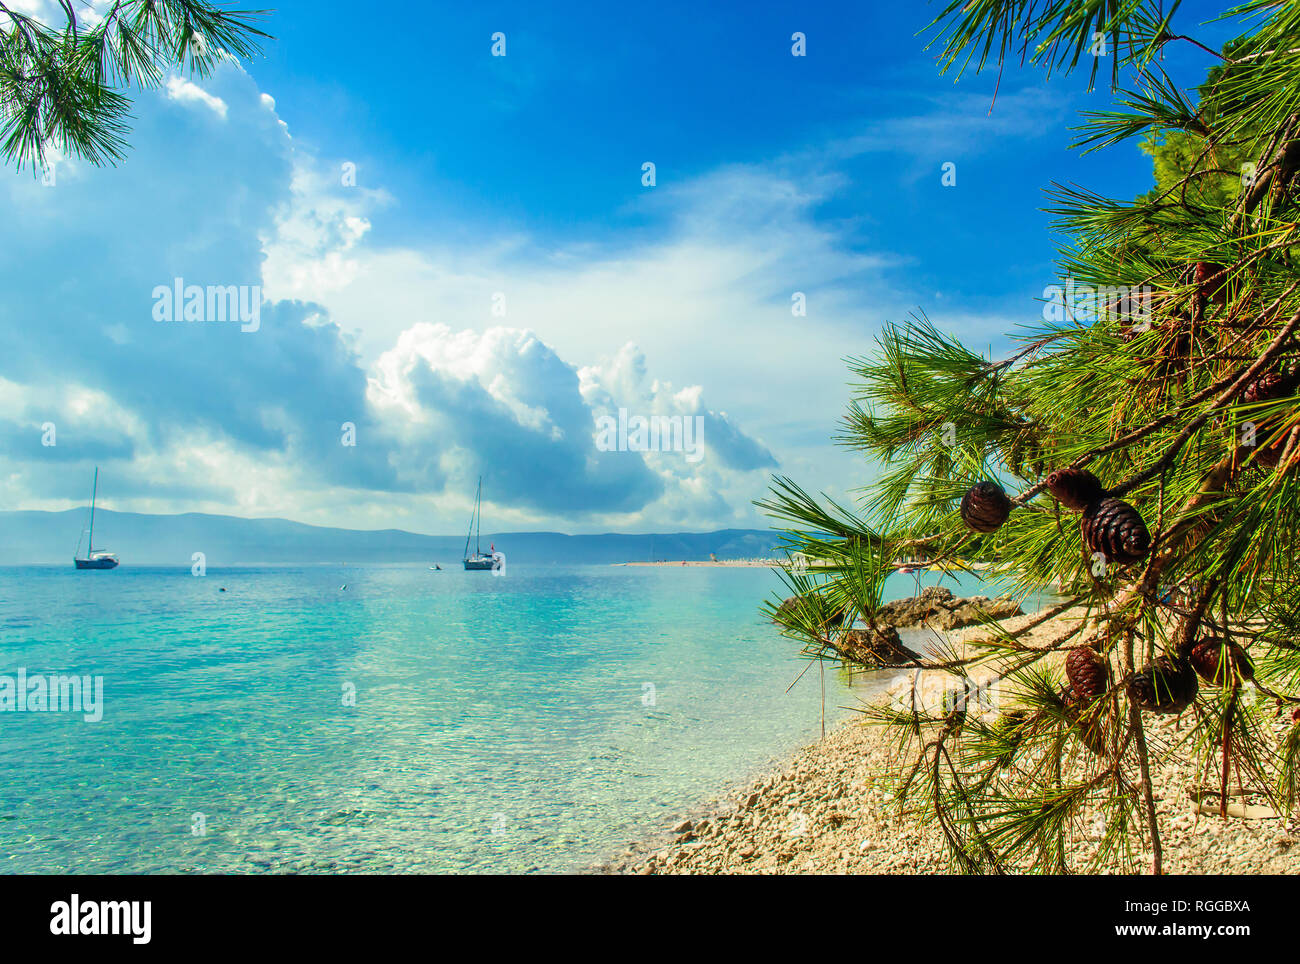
475,477,482,554
463,476,484,561
88,467,98,554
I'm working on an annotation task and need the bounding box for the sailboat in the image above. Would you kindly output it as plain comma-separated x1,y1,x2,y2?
462,476,496,570
74,467,119,570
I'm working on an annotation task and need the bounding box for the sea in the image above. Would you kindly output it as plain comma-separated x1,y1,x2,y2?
0,563,1017,874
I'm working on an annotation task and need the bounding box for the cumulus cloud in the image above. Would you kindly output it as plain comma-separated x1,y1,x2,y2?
578,342,777,473
249,148,900,529
5,41,1067,533
362,324,778,525
0,67,364,507
368,324,665,513
261,159,390,298
164,77,229,119
0,62,783,531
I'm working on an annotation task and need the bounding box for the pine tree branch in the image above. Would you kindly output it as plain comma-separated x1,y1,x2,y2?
1123,627,1164,875
1110,304,1300,498
1229,112,1300,232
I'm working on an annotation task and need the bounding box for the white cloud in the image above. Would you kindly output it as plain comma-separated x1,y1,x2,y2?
361,323,776,527
251,151,899,527
260,158,388,297
165,76,228,119
0,56,1041,534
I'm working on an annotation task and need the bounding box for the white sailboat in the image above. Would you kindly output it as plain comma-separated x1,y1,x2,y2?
462,477,496,570
74,467,119,570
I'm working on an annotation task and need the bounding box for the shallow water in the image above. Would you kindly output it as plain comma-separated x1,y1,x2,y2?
0,562,1021,873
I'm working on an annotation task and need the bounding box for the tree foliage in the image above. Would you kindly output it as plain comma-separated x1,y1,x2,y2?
0,1,270,173
764,1,1300,873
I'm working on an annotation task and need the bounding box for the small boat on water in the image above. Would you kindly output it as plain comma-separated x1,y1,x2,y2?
462,477,498,570
74,467,119,570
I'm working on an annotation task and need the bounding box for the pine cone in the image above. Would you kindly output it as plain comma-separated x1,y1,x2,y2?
1240,371,1298,470
1232,376,1294,470
990,710,1031,767
1045,467,1105,512
1061,685,1109,756
1081,496,1151,565
1137,319,1195,380
1242,371,1296,405
1065,645,1110,700
1251,426,1297,469
1162,328,1193,363
1188,637,1253,686
960,481,1013,533
1257,442,1282,468
1194,261,1227,307
1128,656,1198,715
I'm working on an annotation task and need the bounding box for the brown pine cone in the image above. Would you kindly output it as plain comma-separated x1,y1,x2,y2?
1081,496,1151,565
1194,261,1227,307
1242,371,1296,405
1065,646,1110,701
1045,467,1105,512
1188,637,1253,686
990,710,1031,767
1128,656,1198,715
1253,424,1295,469
1060,686,1109,756
1256,442,1282,468
1240,371,1298,470
960,481,1013,533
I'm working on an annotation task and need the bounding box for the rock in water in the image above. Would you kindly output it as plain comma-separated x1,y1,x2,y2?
836,626,920,666
875,589,1022,630
773,595,850,628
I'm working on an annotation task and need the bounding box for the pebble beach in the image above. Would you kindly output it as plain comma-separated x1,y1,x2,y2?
606,608,1300,875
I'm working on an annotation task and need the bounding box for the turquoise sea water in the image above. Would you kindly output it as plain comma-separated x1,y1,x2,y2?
0,563,1011,874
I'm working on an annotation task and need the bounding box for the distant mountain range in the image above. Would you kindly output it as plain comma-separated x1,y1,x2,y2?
0,509,784,566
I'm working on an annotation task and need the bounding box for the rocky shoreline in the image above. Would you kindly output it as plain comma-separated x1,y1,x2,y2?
873,584,1023,630
602,607,1300,875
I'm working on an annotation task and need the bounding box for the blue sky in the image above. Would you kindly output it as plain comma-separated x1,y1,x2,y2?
0,0,1239,534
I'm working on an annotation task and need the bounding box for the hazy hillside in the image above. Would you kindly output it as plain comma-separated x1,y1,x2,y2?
0,509,782,566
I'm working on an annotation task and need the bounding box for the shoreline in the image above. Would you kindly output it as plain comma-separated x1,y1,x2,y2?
601,608,1300,875
613,560,782,567
612,560,993,571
